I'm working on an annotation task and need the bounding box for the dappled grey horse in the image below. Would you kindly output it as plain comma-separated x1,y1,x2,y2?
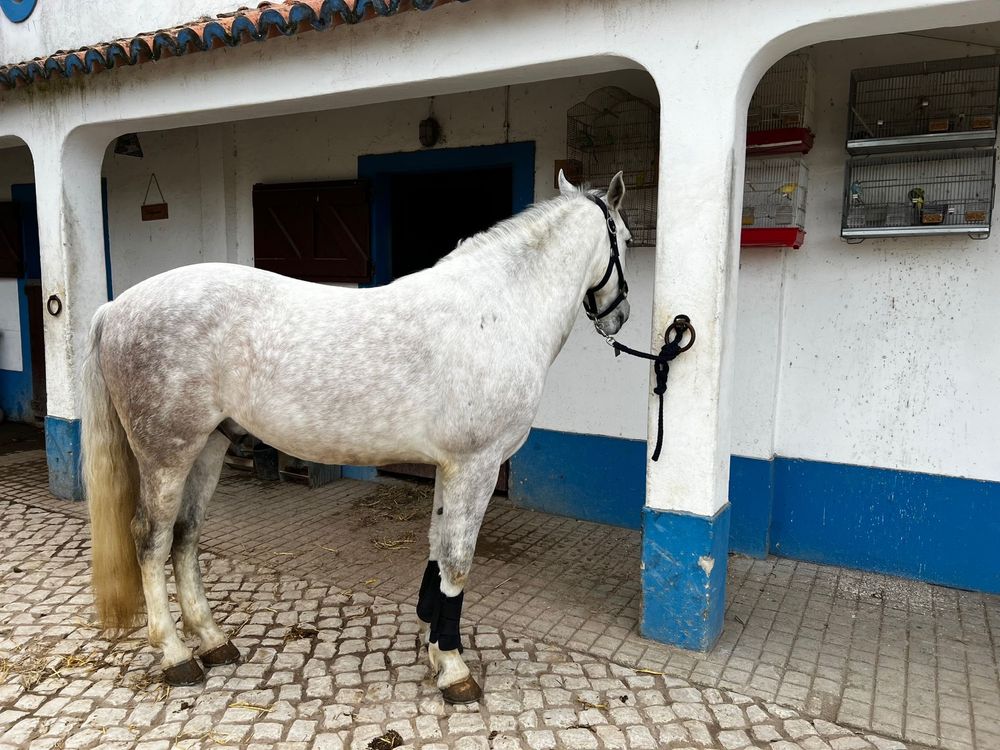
83,170,632,703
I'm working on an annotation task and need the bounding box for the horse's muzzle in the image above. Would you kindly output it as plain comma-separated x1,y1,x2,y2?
596,298,630,336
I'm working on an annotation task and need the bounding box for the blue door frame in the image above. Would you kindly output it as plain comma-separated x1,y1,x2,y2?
357,142,536,286
337,142,535,480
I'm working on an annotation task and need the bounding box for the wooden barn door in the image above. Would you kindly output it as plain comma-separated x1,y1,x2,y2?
253,180,371,283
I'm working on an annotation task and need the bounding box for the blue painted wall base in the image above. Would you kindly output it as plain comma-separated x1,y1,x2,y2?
509,428,645,530
341,465,379,482
507,429,768,557
771,457,1000,594
728,455,773,558
641,504,730,651
45,416,83,501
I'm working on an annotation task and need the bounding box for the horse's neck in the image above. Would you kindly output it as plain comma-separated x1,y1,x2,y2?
509,202,600,363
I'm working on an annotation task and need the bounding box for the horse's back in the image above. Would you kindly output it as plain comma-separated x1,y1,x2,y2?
97,262,541,467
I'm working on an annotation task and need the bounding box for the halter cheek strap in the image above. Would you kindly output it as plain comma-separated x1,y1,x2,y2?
583,195,629,321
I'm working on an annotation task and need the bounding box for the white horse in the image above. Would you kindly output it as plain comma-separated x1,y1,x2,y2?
83,170,632,703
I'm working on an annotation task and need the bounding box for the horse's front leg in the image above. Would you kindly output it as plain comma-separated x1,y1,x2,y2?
172,433,239,668
418,459,497,704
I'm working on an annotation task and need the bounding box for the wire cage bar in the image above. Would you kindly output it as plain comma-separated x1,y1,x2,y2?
847,55,1000,153
841,147,995,238
747,53,815,133
743,158,809,230
567,86,659,246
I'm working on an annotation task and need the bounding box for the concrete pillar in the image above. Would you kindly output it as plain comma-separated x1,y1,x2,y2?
640,67,749,650
29,130,111,499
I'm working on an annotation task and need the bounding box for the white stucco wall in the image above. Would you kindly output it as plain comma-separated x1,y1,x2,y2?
0,144,35,372
769,34,1000,482
103,128,209,294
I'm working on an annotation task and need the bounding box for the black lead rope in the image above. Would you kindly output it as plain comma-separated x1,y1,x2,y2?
601,315,696,461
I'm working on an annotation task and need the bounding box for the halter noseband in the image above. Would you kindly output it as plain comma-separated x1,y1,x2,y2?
583,194,629,321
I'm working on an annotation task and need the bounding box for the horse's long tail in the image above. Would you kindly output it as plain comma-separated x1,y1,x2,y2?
82,303,144,631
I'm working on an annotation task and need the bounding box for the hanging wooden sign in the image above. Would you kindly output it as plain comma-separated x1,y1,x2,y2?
141,173,169,221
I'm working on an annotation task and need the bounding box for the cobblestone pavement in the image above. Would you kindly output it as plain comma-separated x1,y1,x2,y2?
3,449,997,748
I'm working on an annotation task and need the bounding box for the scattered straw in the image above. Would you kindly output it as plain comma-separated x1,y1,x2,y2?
229,701,273,715
635,668,664,675
371,533,415,551
178,730,235,746
577,698,608,710
364,578,380,587
1,645,106,689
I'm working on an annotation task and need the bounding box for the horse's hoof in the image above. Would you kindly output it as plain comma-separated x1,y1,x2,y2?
441,675,482,705
200,640,241,667
162,658,205,687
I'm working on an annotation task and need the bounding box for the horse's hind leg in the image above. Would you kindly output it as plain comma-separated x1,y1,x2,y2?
172,432,238,667
422,457,498,704
133,462,205,686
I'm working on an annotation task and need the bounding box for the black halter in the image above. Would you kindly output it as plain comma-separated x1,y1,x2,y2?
583,194,629,321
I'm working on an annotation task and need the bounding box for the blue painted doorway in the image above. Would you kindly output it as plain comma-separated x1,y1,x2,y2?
351,142,535,484
358,142,535,286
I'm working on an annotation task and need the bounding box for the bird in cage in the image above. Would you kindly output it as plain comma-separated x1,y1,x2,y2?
849,181,864,205
774,182,799,200
908,187,926,209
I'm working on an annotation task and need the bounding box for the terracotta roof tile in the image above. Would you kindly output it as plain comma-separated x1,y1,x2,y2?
0,0,467,91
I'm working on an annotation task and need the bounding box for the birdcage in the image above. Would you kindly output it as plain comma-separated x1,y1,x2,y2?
747,53,815,133
742,158,809,232
847,55,1000,153
841,147,995,238
567,86,659,246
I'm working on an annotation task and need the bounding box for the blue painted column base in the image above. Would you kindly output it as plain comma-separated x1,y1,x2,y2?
641,504,730,651
45,416,83,501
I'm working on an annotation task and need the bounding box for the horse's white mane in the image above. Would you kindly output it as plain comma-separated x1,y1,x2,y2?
439,184,606,265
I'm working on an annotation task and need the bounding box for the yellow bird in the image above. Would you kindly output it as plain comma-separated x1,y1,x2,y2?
775,182,798,199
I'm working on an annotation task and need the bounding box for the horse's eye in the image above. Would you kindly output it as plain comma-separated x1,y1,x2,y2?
618,209,632,246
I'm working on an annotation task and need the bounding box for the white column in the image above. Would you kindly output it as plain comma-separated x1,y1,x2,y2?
29,128,111,499
646,79,748,519
639,60,750,650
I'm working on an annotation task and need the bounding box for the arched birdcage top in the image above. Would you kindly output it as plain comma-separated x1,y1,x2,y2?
567,86,659,246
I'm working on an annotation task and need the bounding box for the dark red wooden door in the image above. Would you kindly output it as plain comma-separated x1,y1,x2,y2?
253,181,370,282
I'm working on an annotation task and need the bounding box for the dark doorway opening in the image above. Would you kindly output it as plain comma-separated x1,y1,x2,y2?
381,165,515,492
388,166,513,279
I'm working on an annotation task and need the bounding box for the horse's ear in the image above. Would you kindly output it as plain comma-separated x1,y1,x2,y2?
607,171,626,212
558,169,576,196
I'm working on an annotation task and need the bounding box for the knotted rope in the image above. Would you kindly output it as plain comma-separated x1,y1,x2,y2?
600,314,696,461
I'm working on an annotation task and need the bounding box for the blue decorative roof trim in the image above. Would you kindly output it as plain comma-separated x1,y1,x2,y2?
0,0,469,90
